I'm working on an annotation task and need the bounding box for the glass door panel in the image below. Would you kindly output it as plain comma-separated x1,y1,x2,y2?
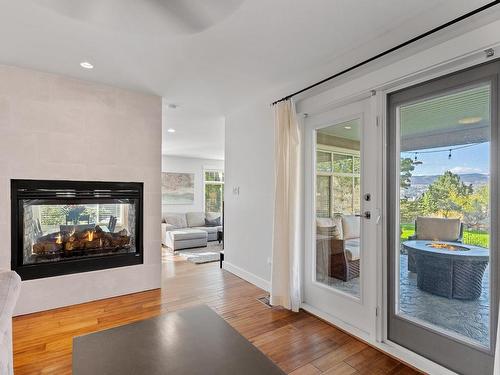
398,83,491,346
388,60,499,375
315,119,361,297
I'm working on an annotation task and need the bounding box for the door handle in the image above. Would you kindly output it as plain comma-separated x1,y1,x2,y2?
356,211,371,219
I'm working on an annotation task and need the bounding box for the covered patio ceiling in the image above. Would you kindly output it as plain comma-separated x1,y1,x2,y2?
317,83,490,152
400,83,490,151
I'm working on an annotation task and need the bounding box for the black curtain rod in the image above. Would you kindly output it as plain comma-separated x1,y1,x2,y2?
272,1,500,106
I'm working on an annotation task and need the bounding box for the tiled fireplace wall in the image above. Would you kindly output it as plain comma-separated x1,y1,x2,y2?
0,64,162,315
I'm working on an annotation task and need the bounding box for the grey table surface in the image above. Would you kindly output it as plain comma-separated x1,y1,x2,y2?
73,304,286,375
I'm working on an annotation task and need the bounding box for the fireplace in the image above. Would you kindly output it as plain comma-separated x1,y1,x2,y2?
11,180,143,280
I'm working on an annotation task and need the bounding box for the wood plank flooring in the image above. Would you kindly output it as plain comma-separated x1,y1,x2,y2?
13,251,422,374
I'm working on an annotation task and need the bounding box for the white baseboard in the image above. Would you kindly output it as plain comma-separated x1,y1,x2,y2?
301,303,371,341
222,261,270,292
301,303,457,375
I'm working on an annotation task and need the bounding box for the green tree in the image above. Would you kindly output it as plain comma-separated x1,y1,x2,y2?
400,158,415,189
400,198,423,224
421,171,472,218
399,158,416,222
461,185,489,230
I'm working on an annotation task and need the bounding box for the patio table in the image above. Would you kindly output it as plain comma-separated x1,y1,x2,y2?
402,240,489,300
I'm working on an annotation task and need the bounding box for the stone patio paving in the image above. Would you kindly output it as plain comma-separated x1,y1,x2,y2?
317,254,490,347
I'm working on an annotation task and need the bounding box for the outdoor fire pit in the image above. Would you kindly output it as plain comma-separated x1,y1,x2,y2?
425,242,469,251
402,240,489,300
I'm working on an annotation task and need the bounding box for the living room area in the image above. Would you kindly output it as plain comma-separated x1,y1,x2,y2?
161,103,225,266
3,1,500,375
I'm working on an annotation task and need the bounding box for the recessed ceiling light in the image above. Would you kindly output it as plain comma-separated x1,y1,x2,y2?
80,61,94,69
167,128,176,133
344,126,352,130
459,116,482,124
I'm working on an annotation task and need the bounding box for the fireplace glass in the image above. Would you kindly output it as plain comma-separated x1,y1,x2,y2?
12,180,143,280
22,200,137,265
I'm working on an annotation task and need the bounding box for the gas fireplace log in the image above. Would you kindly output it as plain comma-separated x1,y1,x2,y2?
32,232,63,254
33,226,131,255
85,239,102,249
32,241,63,254
35,232,60,243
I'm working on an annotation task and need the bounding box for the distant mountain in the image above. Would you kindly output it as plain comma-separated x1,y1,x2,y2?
411,173,489,186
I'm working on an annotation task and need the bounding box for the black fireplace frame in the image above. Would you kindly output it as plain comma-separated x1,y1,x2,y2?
11,179,144,280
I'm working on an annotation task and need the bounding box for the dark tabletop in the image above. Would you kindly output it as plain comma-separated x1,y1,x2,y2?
73,304,285,375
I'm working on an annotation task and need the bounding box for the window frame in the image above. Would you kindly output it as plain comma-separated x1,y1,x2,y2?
316,144,361,217
203,169,224,214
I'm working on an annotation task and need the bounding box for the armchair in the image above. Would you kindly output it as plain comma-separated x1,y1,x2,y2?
316,215,360,282
407,216,463,272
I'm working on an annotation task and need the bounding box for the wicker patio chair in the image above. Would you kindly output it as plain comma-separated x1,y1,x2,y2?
407,216,463,272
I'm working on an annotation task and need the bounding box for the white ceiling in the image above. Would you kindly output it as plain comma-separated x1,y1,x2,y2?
0,0,495,114
30,0,245,37
0,1,497,159
162,104,225,160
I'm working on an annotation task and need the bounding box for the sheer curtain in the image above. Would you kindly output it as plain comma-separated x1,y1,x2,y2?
270,99,302,312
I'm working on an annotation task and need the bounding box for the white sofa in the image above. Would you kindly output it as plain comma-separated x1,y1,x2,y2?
162,212,223,251
0,270,21,375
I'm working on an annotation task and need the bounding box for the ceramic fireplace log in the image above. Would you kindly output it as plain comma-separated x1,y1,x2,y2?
33,227,130,255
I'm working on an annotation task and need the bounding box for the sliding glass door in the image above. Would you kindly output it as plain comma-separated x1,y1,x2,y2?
387,60,500,374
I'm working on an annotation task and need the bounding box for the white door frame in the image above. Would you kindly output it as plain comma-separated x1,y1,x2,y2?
302,96,379,341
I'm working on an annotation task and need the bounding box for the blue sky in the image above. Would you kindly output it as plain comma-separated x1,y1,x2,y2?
402,142,490,176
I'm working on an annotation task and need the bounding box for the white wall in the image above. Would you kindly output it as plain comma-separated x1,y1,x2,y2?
161,155,224,215
224,98,274,289
0,65,162,315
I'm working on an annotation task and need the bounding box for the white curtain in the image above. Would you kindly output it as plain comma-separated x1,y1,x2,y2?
270,99,302,312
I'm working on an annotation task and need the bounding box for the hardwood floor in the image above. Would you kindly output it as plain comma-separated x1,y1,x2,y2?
13,251,421,374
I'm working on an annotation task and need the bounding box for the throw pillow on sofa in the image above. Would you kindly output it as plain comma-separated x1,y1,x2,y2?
164,213,187,229
205,217,221,227
206,212,222,222
186,212,206,227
